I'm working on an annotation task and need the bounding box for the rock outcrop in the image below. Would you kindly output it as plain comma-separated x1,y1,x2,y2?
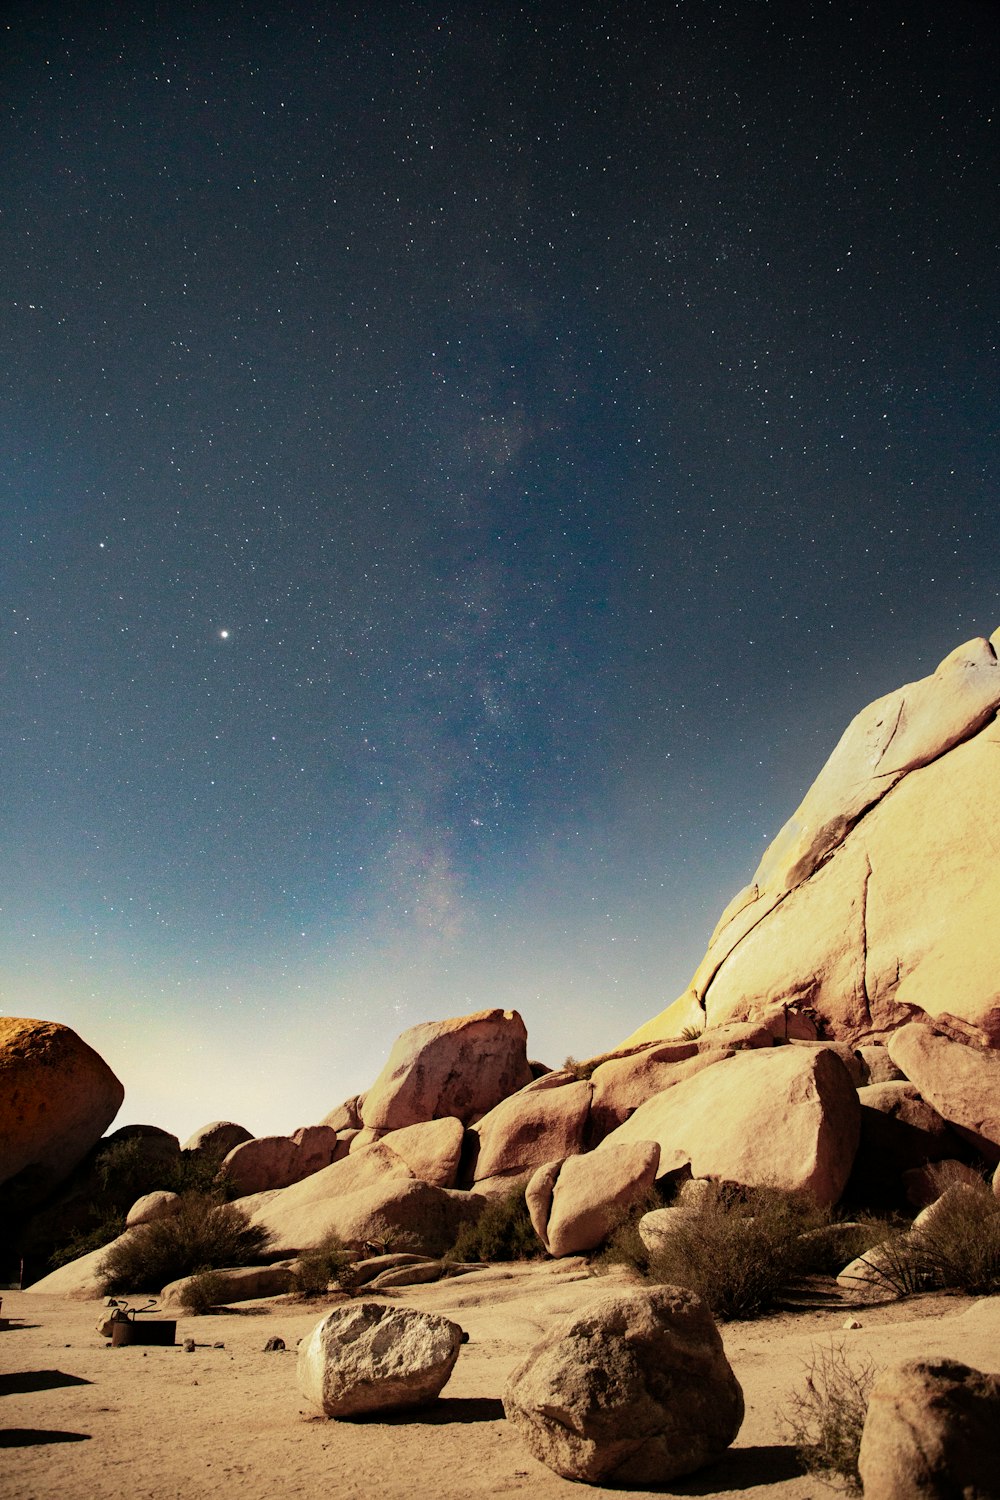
465,1076,592,1190
181,1121,253,1157
625,632,1000,1047
219,1126,338,1195
502,1285,743,1485
599,1045,860,1207
360,1009,533,1131
297,1302,464,1417
527,1141,660,1257
0,1017,125,1209
887,1024,1000,1162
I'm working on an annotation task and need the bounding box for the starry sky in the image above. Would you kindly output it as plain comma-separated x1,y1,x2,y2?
2,1,998,1141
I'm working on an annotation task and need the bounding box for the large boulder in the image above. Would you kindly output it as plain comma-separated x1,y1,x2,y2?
360,1009,532,1131
527,1142,660,1257
0,1017,125,1210
624,632,1000,1048
887,1024,1000,1162
297,1302,463,1417
126,1190,182,1228
858,1358,1000,1499
219,1126,338,1195
181,1121,253,1156
502,1285,743,1485
465,1076,592,1188
160,1264,296,1310
377,1117,465,1188
846,1081,965,1206
598,1045,860,1208
24,1231,135,1299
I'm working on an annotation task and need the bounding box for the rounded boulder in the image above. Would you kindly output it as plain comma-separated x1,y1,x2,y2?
296,1301,464,1417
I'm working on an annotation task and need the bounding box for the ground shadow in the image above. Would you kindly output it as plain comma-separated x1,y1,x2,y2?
664,1444,804,1494
362,1396,507,1426
0,1429,92,1447
0,1370,93,1397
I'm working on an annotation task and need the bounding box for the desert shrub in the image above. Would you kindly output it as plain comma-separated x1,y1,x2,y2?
47,1212,126,1270
446,1186,547,1263
894,1181,1000,1296
782,1342,879,1491
98,1193,270,1294
291,1232,353,1296
611,1181,832,1320
678,1024,704,1041
180,1269,232,1314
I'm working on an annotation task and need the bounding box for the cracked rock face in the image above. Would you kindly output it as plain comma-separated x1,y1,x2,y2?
627,631,1000,1048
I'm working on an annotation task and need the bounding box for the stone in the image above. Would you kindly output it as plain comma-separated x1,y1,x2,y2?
637,1205,697,1255
378,1116,465,1187
836,1243,905,1304
159,1264,296,1309
624,632,1000,1048
526,1141,660,1257
220,1135,304,1195
181,1120,253,1157
903,1159,985,1209
360,1009,533,1131
599,1045,860,1208
319,1095,363,1132
289,1125,340,1176
125,1190,181,1228
0,1016,125,1209
466,1079,592,1185
296,1301,463,1417
856,1044,905,1084
588,1043,732,1143
24,1231,136,1299
887,1023,1000,1161
847,1082,964,1206
502,1285,743,1485
858,1357,1000,1499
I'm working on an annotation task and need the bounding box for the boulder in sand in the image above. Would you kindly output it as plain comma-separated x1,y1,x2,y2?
858,1357,1000,1499
360,1009,532,1131
599,1045,860,1208
502,1284,743,1485
378,1117,465,1188
888,1023,1000,1162
297,1301,464,1417
527,1141,660,1257
0,1016,124,1208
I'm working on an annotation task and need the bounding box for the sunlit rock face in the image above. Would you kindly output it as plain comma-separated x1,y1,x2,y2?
628,630,1000,1048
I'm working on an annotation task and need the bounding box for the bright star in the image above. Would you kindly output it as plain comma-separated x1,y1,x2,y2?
219,629,230,639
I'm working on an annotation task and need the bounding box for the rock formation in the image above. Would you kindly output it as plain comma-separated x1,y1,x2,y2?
625,631,1000,1047
858,1357,1000,1499
297,1302,464,1417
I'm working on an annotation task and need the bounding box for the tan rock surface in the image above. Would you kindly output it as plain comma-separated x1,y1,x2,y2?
379,1116,465,1187
297,1301,463,1417
858,1357,1000,1499
467,1078,592,1184
887,1023,1000,1161
599,1045,860,1207
0,1016,125,1205
125,1190,182,1228
181,1120,253,1156
625,632,1000,1048
360,1009,532,1131
527,1142,660,1257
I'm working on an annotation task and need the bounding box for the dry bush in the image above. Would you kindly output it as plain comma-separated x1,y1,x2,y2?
782,1341,879,1491
99,1194,270,1294
446,1185,546,1262
904,1180,1000,1295
291,1232,353,1296
179,1268,232,1314
601,1181,831,1320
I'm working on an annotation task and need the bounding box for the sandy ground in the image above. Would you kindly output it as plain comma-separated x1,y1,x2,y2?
2,1263,998,1500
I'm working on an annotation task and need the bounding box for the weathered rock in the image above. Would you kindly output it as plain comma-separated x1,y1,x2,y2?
319,1095,363,1132
296,1301,463,1417
588,1043,732,1143
527,1142,660,1257
378,1117,465,1188
466,1079,592,1185
160,1264,296,1310
903,1158,985,1209
242,1143,484,1256
637,1205,697,1255
599,1045,860,1208
856,1044,905,1085
346,1252,435,1287
0,1017,125,1209
220,1135,302,1195
858,1357,1000,1499
290,1125,340,1176
125,1190,181,1228
836,1243,906,1303
24,1231,136,1299
887,1024,1000,1161
181,1120,253,1156
788,1039,867,1086
624,632,1000,1048
847,1082,964,1206
502,1285,743,1485
360,1009,533,1131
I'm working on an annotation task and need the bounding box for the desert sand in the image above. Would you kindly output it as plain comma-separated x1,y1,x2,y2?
3,1263,998,1500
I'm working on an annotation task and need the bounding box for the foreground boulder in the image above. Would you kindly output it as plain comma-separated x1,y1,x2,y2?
502,1285,743,1485
527,1141,660,1257
625,632,1000,1047
360,1009,532,1130
599,1045,860,1208
0,1017,125,1209
297,1302,464,1417
888,1024,1000,1161
858,1357,1000,1498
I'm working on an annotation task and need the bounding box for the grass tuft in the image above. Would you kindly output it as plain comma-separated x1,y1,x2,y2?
782,1341,879,1491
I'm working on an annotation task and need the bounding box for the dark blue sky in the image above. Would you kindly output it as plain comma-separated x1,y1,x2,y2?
2,0,998,1135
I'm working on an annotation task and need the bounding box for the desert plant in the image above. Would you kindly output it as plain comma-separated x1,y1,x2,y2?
677,1024,704,1041
446,1186,547,1263
608,1181,832,1320
291,1232,352,1296
898,1180,1000,1296
180,1268,232,1314
782,1342,879,1491
98,1193,270,1294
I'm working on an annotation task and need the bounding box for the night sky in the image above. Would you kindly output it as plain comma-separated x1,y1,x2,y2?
3,1,998,1140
